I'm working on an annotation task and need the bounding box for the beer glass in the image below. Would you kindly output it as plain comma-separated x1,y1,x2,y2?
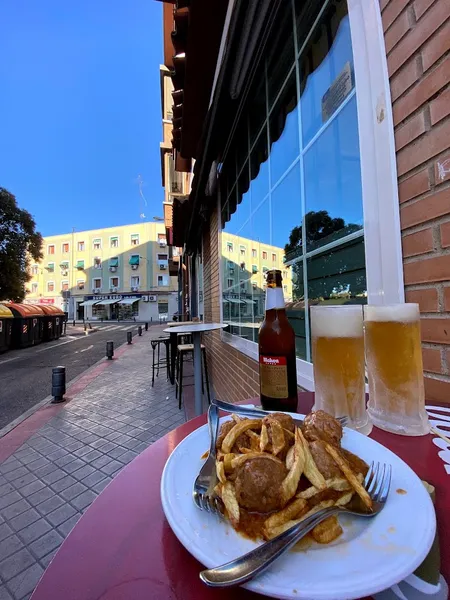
364,303,429,436
311,305,371,435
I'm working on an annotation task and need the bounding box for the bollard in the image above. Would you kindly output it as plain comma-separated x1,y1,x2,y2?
127,331,132,344
106,340,114,360
145,322,148,331
138,326,142,336
51,366,66,403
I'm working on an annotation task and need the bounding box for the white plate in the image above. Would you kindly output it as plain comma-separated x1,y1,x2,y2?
161,415,436,600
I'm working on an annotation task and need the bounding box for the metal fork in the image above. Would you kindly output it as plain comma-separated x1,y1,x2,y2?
199,461,392,588
193,403,224,515
212,398,349,428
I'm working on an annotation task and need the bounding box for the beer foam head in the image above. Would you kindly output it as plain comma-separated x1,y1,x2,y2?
363,303,419,323
310,305,363,338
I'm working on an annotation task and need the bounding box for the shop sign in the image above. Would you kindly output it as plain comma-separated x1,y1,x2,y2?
39,299,55,304
322,61,353,123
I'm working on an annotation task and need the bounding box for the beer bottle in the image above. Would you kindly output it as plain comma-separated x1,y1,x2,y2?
258,269,298,412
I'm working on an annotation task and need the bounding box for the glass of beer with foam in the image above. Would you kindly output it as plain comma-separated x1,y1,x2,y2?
364,303,429,436
311,305,371,435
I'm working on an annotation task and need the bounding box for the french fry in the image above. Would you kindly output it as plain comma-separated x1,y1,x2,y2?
298,429,327,490
231,452,283,470
283,428,295,439
221,453,234,475
335,491,353,506
265,500,335,539
264,498,307,530
222,419,262,453
239,447,255,454
280,429,305,506
286,446,294,470
231,414,242,423
246,429,260,441
270,419,285,456
311,515,343,544
297,477,351,500
221,481,240,527
260,423,269,452
325,443,372,510
213,483,222,498
216,460,226,484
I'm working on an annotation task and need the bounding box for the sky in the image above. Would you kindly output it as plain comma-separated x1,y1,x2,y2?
0,0,164,237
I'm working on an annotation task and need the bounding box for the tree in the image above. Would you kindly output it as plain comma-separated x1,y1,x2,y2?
0,188,43,302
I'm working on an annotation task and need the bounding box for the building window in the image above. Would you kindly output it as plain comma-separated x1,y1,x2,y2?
240,245,246,256
158,253,168,269
158,234,167,247
47,262,55,273
252,281,257,289
227,242,233,252
110,277,119,289
240,281,246,290
62,243,70,253
47,282,54,292
78,241,85,252
131,276,140,289
31,283,38,293
77,280,85,291
262,266,268,274
157,275,169,286
131,234,139,246
252,249,257,258
60,261,69,275
240,262,246,271
31,265,38,275
62,281,69,292
48,245,55,255
76,260,85,270
262,251,267,260
252,265,258,274
93,278,102,290
227,278,234,289
272,253,277,262
158,301,169,314
94,257,102,269
109,257,119,271
110,236,119,248
93,238,102,250
129,254,140,267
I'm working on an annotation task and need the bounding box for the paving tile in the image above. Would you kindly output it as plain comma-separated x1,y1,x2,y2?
0,585,13,600
134,441,151,454
33,464,58,478
11,473,37,491
29,530,63,559
61,459,86,475
25,457,50,471
54,454,78,468
39,548,57,569
35,495,65,516
0,482,15,499
70,464,96,481
60,482,87,501
40,469,67,485
91,478,112,494
56,513,81,537
72,445,92,458
90,455,112,470
0,534,23,563
70,490,97,511
3,467,30,483
46,503,77,528
49,475,76,493
0,548,34,582
88,438,110,450
81,449,102,462
0,459,22,475
14,450,40,465
44,448,69,462
104,431,122,442
17,519,52,545
14,480,44,498
5,562,44,599
2,500,32,522
64,440,84,452
100,460,123,476
0,523,14,543
80,470,106,489
9,509,40,533
117,450,139,465
26,488,54,508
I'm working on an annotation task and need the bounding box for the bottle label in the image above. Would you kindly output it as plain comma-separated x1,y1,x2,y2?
259,355,288,398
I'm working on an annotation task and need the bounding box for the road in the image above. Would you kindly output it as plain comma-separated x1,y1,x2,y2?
0,323,149,430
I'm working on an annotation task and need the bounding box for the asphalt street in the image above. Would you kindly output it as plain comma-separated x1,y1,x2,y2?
0,323,150,430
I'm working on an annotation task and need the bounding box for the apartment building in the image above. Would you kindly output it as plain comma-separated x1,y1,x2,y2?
25,222,178,321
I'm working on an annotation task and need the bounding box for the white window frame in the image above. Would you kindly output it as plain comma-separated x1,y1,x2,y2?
109,276,120,289
31,265,39,275
94,257,102,269
109,236,119,249
47,244,55,255
76,279,85,290
93,238,102,250
77,241,85,252
61,242,70,254
130,275,140,288
31,282,38,293
47,262,55,272
61,280,69,292
157,275,169,287
130,233,140,246
218,0,404,391
92,278,102,290
47,281,55,293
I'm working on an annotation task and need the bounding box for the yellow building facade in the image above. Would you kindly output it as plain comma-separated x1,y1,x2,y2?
25,222,178,321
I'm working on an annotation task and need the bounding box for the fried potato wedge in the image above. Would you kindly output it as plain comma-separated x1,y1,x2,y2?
231,414,242,423
222,481,240,527
311,515,343,544
231,452,283,470
260,423,269,452
286,446,294,470
297,477,351,500
283,428,295,440
222,419,262,453
325,443,372,510
270,419,285,456
265,500,335,539
335,491,354,507
264,498,308,531
280,429,305,506
298,429,327,490
223,453,235,473
216,460,226,484
239,447,255,454
213,483,222,498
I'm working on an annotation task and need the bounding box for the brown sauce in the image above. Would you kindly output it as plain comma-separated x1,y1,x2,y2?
396,488,407,495
235,508,271,541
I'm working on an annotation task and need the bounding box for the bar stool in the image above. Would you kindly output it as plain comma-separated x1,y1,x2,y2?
151,336,170,387
175,343,211,409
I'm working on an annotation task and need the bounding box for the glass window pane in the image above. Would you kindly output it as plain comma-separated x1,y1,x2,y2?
300,3,354,146
286,260,307,360
252,197,271,247
303,96,363,253
250,129,269,209
271,162,302,251
248,69,267,148
266,3,296,108
269,71,300,185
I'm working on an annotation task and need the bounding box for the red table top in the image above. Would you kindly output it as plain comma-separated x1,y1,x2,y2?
31,393,450,600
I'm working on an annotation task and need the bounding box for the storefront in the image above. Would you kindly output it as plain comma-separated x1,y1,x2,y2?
163,0,450,404
79,293,178,321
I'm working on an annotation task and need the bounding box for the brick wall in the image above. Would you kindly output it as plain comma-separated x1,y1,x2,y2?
382,0,450,403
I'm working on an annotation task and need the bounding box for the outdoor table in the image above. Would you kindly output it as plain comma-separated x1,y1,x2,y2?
30,393,450,600
165,321,199,385
164,322,227,415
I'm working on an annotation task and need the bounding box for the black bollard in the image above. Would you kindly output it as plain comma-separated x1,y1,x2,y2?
51,366,66,403
106,340,114,360
145,322,148,331
138,326,142,336
127,331,132,344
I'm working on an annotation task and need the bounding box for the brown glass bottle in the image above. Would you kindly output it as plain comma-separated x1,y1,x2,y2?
258,270,298,412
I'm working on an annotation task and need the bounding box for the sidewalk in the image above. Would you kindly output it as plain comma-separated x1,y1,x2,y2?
0,327,186,600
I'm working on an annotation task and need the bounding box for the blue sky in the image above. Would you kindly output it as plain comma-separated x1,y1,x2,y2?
0,0,163,237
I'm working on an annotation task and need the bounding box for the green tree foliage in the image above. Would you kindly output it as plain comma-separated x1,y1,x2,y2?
0,188,43,301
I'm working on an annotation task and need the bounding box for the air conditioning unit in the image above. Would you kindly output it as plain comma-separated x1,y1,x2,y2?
61,270,68,276
110,287,118,292
148,295,157,302
159,264,166,270
93,288,101,293
110,266,117,272
159,241,167,247
131,286,139,292
131,264,139,270
142,295,148,302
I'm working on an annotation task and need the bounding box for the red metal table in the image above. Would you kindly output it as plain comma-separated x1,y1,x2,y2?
31,393,449,600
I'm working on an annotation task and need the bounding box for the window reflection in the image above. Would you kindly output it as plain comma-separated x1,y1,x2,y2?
271,163,302,250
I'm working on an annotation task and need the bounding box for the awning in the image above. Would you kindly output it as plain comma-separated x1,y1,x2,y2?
118,297,140,305
109,257,119,267
241,299,257,305
79,299,100,307
76,261,85,269
129,256,140,266
95,299,119,306
224,298,244,304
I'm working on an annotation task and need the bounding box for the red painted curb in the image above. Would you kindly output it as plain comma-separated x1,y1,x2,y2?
0,338,140,463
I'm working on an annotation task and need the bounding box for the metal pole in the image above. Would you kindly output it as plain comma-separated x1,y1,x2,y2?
51,366,66,403
127,331,132,344
145,322,148,331
193,332,202,416
138,326,142,336
106,340,114,359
